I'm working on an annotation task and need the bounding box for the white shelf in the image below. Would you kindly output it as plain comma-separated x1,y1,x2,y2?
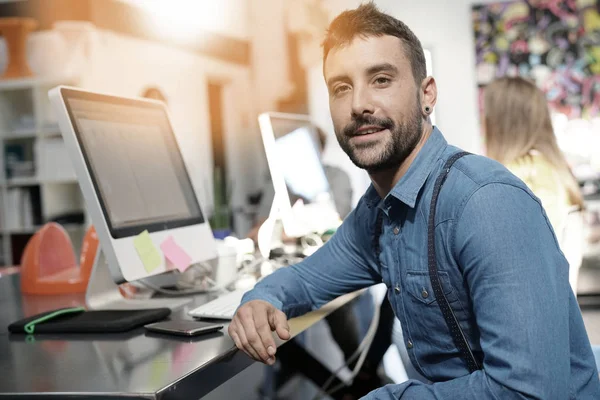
40,177,78,185
0,128,37,139
0,125,61,140
1,176,78,187
0,75,76,91
40,128,62,137
5,176,39,187
1,223,84,235
0,73,81,266
0,227,36,235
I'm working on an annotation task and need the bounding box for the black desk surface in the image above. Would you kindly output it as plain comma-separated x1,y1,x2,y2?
0,273,361,399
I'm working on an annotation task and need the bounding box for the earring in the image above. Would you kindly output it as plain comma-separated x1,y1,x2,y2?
424,106,431,114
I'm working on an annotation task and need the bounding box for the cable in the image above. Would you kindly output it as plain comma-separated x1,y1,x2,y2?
311,293,382,400
325,300,380,396
313,301,380,400
300,233,324,250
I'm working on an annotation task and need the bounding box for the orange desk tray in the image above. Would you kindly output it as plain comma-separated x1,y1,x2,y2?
20,223,98,295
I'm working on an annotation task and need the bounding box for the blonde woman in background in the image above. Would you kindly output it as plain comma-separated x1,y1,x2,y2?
484,76,585,294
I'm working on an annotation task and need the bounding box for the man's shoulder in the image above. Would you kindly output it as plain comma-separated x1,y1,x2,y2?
434,147,532,216
446,146,526,190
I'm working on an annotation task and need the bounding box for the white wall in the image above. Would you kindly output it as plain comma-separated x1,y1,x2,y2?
119,0,250,40
308,0,499,202
248,0,293,114
83,29,253,210
13,23,256,235
3,0,298,236
244,0,300,215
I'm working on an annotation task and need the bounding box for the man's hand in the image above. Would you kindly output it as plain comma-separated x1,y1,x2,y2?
228,300,291,365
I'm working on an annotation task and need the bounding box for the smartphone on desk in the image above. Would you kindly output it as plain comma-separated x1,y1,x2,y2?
144,320,223,337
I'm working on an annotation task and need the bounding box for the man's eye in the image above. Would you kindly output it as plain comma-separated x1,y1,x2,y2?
374,77,390,85
334,85,350,95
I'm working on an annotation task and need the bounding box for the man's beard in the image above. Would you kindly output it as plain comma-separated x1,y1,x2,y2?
335,106,423,173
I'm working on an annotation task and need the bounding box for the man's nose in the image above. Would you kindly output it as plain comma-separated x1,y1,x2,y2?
351,86,375,116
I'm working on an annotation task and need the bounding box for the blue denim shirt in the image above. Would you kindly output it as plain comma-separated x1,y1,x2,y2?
241,128,600,399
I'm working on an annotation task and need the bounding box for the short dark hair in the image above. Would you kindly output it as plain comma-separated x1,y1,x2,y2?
322,2,426,86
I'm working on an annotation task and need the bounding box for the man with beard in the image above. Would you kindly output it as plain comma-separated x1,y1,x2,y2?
228,3,600,399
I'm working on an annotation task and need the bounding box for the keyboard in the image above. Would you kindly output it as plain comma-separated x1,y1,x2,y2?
188,288,248,320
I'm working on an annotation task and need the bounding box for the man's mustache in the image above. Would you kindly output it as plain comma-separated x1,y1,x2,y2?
342,115,395,137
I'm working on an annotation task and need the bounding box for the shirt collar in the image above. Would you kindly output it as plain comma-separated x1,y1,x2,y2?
364,127,448,209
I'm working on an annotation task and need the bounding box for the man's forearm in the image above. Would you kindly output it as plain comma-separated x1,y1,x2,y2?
241,213,380,318
239,266,315,318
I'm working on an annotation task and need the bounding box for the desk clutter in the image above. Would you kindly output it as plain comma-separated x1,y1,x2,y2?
18,219,255,295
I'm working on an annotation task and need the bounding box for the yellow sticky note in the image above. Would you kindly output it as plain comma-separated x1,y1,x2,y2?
133,230,162,272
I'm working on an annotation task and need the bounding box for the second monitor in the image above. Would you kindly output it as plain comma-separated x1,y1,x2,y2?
258,112,341,238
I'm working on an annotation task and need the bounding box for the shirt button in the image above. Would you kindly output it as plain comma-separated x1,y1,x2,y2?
393,227,400,235
394,285,401,294
421,288,429,299
407,340,413,349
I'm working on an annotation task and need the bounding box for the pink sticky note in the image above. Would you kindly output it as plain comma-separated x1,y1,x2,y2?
160,236,192,272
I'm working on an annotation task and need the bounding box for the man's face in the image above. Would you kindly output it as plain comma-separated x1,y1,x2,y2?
324,35,423,172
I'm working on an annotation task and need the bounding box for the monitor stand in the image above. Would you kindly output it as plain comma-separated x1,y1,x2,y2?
256,197,287,259
85,249,192,310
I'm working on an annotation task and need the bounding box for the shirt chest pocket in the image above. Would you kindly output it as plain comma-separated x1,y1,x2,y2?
403,270,463,352
404,270,459,306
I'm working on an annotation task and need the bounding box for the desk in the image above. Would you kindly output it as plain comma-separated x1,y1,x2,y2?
0,273,363,399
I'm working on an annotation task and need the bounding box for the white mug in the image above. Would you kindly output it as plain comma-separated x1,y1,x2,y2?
215,240,238,287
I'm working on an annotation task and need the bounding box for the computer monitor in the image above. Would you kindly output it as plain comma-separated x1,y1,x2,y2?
258,112,340,238
48,86,217,286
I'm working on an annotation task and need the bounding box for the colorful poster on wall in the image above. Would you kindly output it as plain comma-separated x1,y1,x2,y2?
472,0,600,186
472,0,600,120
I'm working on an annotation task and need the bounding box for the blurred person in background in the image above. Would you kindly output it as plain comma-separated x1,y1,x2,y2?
483,76,585,294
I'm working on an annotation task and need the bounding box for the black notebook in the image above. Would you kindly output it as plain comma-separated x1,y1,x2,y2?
8,307,171,334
